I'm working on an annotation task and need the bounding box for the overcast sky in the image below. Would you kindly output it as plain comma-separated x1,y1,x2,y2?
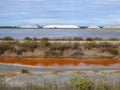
0,0,120,26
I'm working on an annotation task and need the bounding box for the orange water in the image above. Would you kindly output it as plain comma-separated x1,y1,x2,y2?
0,58,120,68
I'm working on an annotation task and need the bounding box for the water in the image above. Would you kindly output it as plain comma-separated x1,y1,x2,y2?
0,58,120,68
0,29,120,39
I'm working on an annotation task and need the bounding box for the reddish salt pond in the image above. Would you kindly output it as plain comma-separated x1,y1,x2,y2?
0,58,120,68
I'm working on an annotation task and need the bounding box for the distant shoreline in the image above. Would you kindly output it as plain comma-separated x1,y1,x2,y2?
0,28,120,30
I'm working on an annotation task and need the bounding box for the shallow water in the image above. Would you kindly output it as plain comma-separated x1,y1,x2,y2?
0,58,120,68
0,29,120,39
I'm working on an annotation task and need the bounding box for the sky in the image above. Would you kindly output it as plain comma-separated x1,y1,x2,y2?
0,0,120,26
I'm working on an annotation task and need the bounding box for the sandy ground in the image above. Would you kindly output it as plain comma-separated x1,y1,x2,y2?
0,40,120,44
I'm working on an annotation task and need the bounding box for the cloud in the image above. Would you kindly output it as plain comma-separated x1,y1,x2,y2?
17,18,89,25
17,16,120,26
1,0,120,25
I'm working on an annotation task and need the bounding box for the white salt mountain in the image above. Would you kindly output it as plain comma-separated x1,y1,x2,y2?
43,25,79,29
88,26,100,29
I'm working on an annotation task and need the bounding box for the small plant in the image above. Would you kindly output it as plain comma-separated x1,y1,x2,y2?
86,38,93,41
21,69,30,74
96,81,111,90
44,50,62,57
73,37,83,41
108,38,119,41
40,39,51,47
2,36,14,40
70,77,94,90
83,42,97,49
71,51,84,57
24,37,32,40
93,37,103,41
41,37,49,42
107,49,119,55
0,42,12,55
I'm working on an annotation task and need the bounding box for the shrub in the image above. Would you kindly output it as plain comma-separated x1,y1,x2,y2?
49,43,65,51
107,49,119,55
93,37,103,41
21,69,30,74
41,37,49,42
73,37,83,41
24,37,32,40
83,42,97,49
70,77,94,90
33,37,39,41
107,38,119,41
62,43,72,50
0,42,12,55
86,38,93,41
40,41,51,48
71,51,84,57
44,50,62,57
2,36,14,40
40,38,51,48
96,81,111,90
98,42,113,48
71,43,81,50
20,42,38,52
15,49,23,55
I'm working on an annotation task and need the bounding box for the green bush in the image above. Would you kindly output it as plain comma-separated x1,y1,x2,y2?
73,37,83,41
70,77,94,90
20,42,38,52
24,37,32,40
98,42,113,48
0,43,12,55
93,37,103,41
70,43,80,50
41,37,49,42
71,51,84,57
2,36,14,40
86,38,93,41
21,69,30,74
44,50,62,57
96,81,111,90
33,37,39,41
107,38,119,41
49,43,65,51
15,49,23,55
107,49,119,55
40,41,51,48
83,42,97,49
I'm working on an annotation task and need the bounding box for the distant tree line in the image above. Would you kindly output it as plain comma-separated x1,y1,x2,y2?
0,36,119,41
0,26,20,28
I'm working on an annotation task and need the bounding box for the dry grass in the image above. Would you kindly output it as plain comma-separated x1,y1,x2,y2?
0,71,41,78
71,71,82,75
109,70,120,74
50,71,61,75
0,72,20,78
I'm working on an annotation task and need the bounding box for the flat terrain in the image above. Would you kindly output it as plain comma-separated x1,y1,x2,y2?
0,40,120,44
0,64,120,90
0,64,120,72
